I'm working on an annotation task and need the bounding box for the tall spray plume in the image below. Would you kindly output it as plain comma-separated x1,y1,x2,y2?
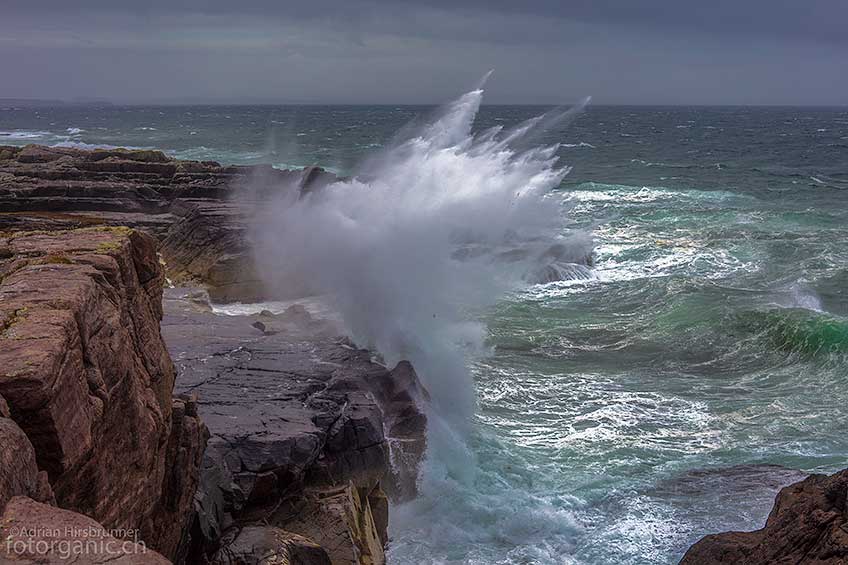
250,81,592,476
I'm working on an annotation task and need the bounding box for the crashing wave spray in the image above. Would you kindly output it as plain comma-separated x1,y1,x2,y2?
251,80,591,507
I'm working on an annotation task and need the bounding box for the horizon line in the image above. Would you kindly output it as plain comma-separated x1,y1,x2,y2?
2,98,847,109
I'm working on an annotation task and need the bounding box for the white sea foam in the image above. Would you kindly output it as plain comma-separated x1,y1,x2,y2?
50,141,143,150
210,296,339,321
0,130,50,139
775,282,824,312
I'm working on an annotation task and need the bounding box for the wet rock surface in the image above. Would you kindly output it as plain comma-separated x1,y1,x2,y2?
161,289,427,562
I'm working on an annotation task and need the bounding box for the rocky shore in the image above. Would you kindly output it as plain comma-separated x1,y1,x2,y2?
0,145,425,564
1,144,845,564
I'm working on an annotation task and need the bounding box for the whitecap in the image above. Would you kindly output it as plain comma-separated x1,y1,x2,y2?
774,282,824,312
50,141,145,150
0,130,50,139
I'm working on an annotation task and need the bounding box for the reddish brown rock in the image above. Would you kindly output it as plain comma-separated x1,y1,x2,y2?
0,228,206,559
0,496,170,564
0,146,425,563
0,401,54,510
681,468,848,564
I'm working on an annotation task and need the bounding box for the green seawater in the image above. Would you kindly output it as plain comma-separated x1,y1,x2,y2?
455,178,848,563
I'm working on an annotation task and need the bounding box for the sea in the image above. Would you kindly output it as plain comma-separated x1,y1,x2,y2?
2,101,847,564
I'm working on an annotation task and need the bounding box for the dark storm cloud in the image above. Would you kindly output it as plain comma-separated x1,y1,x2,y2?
2,0,847,104
8,0,848,43
407,0,848,44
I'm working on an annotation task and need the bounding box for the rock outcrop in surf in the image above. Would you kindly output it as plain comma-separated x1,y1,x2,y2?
163,290,427,563
681,467,848,564
0,146,427,564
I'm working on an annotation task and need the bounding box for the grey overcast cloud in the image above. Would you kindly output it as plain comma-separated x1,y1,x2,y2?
2,0,847,105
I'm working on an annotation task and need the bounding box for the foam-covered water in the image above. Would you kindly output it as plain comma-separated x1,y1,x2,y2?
4,100,848,563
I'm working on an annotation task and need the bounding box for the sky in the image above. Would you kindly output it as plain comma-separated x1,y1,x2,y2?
2,0,847,105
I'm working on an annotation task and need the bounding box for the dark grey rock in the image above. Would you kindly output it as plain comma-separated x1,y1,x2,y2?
162,288,427,561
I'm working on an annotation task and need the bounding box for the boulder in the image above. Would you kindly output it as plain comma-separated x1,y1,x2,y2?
681,468,848,564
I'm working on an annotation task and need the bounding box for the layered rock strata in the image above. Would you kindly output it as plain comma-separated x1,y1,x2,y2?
0,144,334,303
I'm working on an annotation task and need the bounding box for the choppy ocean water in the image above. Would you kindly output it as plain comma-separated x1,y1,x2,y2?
3,103,847,564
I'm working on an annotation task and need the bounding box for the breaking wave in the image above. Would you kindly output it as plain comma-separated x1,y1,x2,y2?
249,81,593,562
